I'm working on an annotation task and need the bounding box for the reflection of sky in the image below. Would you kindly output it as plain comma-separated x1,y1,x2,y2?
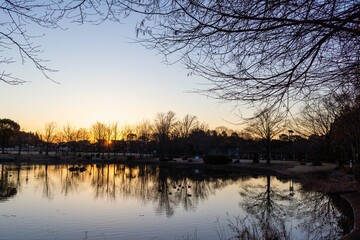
0,164,350,240
0,16,252,132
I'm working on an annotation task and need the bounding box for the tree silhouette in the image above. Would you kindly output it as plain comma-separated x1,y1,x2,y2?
245,108,284,164
0,119,20,154
297,97,338,162
133,0,360,105
4,1,359,107
153,111,178,155
91,121,107,155
178,114,198,156
331,93,360,164
41,122,57,156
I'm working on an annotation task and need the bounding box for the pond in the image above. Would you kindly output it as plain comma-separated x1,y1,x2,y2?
0,164,353,240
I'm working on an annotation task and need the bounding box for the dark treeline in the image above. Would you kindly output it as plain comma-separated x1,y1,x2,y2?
1,92,360,165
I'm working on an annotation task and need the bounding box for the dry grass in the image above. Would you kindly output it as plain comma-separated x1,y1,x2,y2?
299,170,360,194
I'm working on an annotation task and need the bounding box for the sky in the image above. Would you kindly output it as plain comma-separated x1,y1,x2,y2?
1,15,253,132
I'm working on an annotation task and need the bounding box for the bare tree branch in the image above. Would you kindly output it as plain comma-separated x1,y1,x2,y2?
131,0,360,105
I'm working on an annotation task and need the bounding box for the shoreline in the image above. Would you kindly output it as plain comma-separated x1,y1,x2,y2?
1,153,359,239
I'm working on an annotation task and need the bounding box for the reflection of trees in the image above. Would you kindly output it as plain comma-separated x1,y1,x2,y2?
70,164,241,217
154,167,241,217
239,176,353,239
61,164,84,197
0,163,354,238
0,164,242,214
35,165,55,199
0,165,18,201
295,190,352,239
239,176,294,238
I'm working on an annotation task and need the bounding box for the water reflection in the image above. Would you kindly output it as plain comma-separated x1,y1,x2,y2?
0,165,18,201
0,164,353,239
296,190,353,238
1,164,242,214
239,175,353,239
239,176,293,237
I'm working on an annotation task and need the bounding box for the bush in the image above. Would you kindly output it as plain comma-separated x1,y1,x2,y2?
353,165,360,183
203,155,232,165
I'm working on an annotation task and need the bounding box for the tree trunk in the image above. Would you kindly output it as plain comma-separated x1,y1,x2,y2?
266,138,271,164
46,142,49,156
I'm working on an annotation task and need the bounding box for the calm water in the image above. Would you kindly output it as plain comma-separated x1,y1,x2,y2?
0,164,353,240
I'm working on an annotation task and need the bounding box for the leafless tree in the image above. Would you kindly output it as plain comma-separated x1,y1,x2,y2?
130,0,360,105
245,108,284,164
178,114,198,138
298,97,338,137
77,128,90,142
62,124,76,143
76,127,90,153
61,123,80,156
111,122,120,155
105,123,114,156
3,1,359,107
91,121,107,155
41,122,57,156
135,120,153,141
215,126,233,137
153,111,178,154
1,1,57,84
135,120,154,156
121,124,135,141
197,122,209,133
0,0,131,84
331,92,360,164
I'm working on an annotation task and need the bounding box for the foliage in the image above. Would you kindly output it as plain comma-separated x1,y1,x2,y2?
203,155,232,165
0,118,20,153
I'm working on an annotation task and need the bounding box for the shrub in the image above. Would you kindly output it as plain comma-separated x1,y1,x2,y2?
353,164,360,183
203,155,232,165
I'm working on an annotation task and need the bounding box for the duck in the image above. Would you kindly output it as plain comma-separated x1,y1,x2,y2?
69,166,79,172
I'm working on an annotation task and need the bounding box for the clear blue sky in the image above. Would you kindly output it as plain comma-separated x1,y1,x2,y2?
1,16,253,132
